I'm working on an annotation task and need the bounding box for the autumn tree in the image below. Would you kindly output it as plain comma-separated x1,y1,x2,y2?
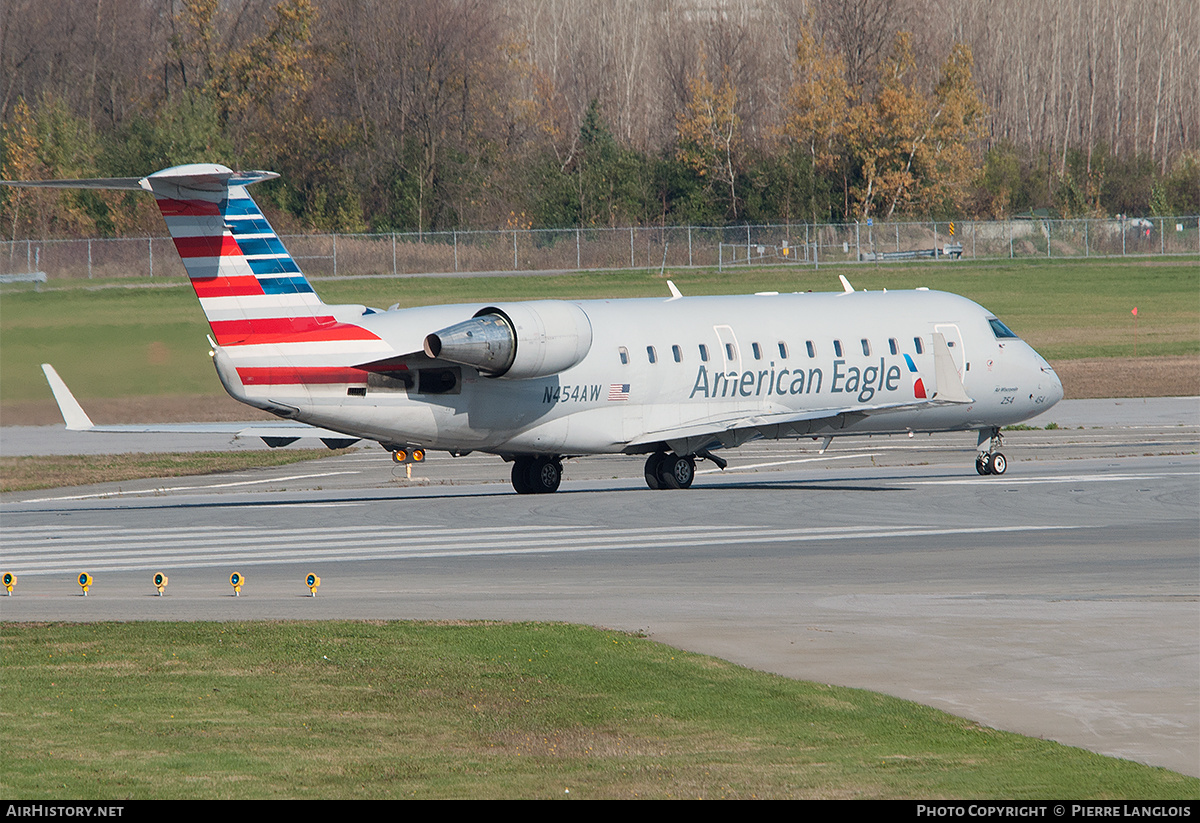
845,32,928,219
916,43,988,215
0,95,114,238
675,63,742,220
779,20,852,221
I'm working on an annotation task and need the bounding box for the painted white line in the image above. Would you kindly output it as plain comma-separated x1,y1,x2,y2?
20,471,361,503
698,453,879,475
7,524,1074,576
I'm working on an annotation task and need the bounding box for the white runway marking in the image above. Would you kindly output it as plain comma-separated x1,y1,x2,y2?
3,522,1074,576
697,453,876,474
19,471,361,503
906,471,1196,486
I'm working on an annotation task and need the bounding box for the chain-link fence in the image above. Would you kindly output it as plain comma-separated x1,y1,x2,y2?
2,217,1197,282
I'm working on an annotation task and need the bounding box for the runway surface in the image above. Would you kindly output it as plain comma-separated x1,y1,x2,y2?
1,398,1198,777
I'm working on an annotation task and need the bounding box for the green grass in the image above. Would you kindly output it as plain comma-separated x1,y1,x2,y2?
1,621,1195,799
1,258,1196,406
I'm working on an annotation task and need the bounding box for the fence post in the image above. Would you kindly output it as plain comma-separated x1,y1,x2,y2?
453,230,458,272
149,237,153,278
576,228,581,269
1085,219,1089,257
88,238,93,279
629,227,634,268
513,230,518,270
332,234,338,277
687,226,693,267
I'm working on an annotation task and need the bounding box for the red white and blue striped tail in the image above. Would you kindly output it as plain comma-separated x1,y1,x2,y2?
140,164,329,345
2,164,390,399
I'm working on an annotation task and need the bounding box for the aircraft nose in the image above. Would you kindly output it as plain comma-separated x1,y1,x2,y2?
1042,362,1064,407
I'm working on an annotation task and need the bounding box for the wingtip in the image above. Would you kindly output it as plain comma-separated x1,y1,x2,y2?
41,364,95,430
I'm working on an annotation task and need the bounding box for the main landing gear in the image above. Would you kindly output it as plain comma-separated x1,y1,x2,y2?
975,427,1007,476
511,455,563,494
643,452,696,490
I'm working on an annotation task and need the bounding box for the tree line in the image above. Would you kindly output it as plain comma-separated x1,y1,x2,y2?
2,0,1197,240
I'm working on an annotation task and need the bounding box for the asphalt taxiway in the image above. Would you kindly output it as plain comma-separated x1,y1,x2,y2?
1,398,1197,777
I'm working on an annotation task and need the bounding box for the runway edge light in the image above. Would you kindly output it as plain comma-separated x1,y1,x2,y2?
306,573,321,597
78,573,92,596
230,572,244,596
154,572,168,596
3,572,15,595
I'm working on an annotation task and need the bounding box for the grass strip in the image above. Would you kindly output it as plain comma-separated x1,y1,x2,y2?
0,450,343,493
0,621,1195,800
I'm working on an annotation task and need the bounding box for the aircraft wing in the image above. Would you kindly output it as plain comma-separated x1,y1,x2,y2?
626,397,947,451
40,364,362,448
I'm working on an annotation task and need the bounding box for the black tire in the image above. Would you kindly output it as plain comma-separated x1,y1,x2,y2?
988,452,1007,475
975,456,991,475
511,457,535,494
658,454,695,489
644,452,666,490
530,456,562,493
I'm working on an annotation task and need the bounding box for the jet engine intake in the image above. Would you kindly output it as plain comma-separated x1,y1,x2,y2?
423,301,593,379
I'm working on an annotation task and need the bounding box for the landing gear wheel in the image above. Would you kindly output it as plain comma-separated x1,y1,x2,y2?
658,453,696,489
511,457,535,494
531,456,562,493
987,452,1007,475
644,452,667,490
511,456,562,493
975,455,991,475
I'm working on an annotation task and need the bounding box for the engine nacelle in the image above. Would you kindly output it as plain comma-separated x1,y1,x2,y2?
423,300,593,379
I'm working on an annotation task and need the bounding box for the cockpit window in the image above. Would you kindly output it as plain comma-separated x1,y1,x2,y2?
988,318,1019,339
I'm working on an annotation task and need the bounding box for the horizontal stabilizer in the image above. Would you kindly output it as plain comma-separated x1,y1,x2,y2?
41,364,95,430
40,363,358,446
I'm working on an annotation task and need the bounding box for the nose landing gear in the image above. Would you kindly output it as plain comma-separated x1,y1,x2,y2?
975,427,1007,475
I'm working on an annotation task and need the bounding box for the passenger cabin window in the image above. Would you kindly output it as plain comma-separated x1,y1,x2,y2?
699,343,709,362
672,344,682,363
913,337,924,354
806,341,816,358
778,342,788,359
618,346,629,365
725,343,736,361
988,318,1019,339
647,345,657,363
752,342,762,360
861,339,871,356
889,338,899,355
833,340,843,357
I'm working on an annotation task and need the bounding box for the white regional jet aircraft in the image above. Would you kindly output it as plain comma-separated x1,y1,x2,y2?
6,164,1063,493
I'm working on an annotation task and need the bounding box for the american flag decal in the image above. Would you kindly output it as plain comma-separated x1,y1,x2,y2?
608,383,630,401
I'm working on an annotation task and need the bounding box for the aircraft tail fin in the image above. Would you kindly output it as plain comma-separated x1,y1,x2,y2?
141,164,327,343
3,165,328,346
